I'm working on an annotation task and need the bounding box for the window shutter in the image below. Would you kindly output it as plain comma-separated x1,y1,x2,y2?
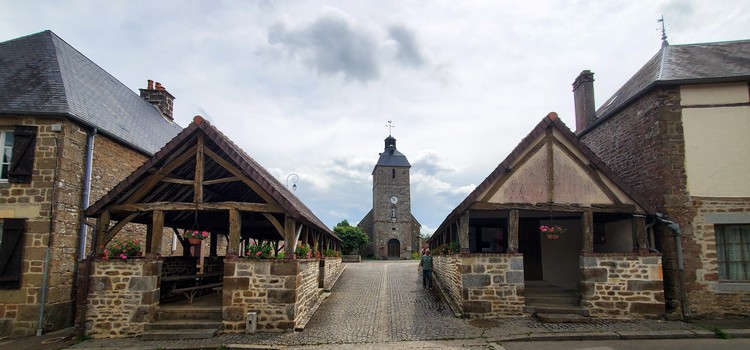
0,219,25,289
9,125,37,184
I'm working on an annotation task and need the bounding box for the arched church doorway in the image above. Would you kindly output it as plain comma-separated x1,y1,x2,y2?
387,238,400,258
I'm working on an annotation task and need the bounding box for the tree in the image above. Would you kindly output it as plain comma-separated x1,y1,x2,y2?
334,220,370,255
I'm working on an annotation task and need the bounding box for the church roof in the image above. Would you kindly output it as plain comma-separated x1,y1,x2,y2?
374,135,411,170
0,30,181,155
582,39,750,134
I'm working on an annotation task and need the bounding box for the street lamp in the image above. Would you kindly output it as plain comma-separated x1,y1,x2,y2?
286,173,299,191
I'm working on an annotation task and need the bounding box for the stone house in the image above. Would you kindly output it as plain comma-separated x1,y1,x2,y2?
574,39,750,319
81,116,342,337
0,30,181,336
428,113,664,320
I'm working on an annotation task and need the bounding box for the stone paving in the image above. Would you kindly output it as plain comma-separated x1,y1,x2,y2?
68,260,715,350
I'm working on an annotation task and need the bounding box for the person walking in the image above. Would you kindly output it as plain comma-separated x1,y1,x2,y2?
419,249,433,290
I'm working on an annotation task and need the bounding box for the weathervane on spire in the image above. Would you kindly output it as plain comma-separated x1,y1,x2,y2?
657,15,669,47
386,120,395,136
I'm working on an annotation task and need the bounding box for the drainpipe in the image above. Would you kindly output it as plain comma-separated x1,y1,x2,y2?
37,126,63,336
78,128,96,261
74,128,96,339
657,214,690,319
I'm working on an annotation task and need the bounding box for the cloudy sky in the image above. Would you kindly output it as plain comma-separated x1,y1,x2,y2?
2,1,748,235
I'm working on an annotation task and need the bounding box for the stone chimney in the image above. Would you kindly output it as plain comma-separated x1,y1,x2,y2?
572,70,596,132
139,79,175,120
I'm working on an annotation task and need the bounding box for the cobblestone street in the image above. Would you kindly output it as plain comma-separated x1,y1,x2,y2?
69,260,714,350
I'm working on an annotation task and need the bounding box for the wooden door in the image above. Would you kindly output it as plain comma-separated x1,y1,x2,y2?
387,239,400,258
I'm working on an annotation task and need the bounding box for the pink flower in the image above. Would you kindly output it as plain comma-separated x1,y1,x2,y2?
120,253,127,260
255,251,262,257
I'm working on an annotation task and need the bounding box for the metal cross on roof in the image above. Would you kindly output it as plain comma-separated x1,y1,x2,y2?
386,120,395,136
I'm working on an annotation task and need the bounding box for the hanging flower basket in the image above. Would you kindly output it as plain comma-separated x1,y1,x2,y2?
540,225,566,240
182,230,209,245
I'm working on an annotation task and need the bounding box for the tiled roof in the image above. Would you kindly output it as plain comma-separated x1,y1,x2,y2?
430,113,654,239
85,116,337,241
592,39,750,125
0,30,181,154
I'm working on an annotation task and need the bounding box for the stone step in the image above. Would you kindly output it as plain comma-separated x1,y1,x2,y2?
528,304,590,316
158,309,222,321
144,320,222,331
139,329,217,341
524,294,581,305
535,313,595,323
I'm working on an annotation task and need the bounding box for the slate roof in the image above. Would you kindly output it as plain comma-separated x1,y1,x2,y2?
0,30,182,155
431,113,654,239
374,135,411,171
586,39,750,132
85,116,337,241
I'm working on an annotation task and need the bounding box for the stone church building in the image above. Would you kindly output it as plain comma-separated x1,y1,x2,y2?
358,135,421,259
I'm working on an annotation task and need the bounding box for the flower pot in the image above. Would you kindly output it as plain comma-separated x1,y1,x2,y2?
188,238,202,245
546,234,559,240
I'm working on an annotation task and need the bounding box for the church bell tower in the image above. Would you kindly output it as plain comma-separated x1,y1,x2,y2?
371,134,416,259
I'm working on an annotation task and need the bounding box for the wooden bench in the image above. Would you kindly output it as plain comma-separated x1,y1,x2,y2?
173,282,223,304
162,272,223,304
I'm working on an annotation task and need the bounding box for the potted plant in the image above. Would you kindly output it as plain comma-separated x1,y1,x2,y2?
245,241,273,259
102,239,142,260
540,225,566,240
182,230,209,245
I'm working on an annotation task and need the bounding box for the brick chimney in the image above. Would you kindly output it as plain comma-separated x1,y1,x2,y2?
139,79,175,120
572,70,595,132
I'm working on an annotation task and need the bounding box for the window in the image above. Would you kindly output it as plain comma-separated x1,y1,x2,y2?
0,218,25,289
716,224,750,281
0,130,12,181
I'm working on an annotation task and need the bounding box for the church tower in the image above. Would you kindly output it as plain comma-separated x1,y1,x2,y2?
358,134,420,259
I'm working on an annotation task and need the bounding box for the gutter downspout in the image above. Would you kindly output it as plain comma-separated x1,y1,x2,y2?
74,128,96,339
658,215,690,319
37,128,63,336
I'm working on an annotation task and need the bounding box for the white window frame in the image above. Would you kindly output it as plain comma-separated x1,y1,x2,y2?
0,130,13,182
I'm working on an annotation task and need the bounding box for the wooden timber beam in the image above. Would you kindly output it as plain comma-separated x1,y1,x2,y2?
161,175,241,186
107,201,283,213
124,144,198,205
203,148,278,205
148,210,164,257
552,138,623,205
546,128,554,203
102,213,140,247
458,211,470,253
94,210,111,255
194,133,204,203
507,209,519,253
581,210,594,253
283,215,297,257
262,213,285,236
228,209,241,257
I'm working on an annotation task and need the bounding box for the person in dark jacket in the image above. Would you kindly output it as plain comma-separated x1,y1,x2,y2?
419,249,433,290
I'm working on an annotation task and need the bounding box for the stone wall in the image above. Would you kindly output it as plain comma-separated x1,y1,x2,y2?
223,258,309,332
295,260,321,326
581,253,664,319
0,117,152,336
434,255,462,312
579,86,694,317
434,254,525,318
322,257,343,291
85,258,160,338
686,197,750,318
